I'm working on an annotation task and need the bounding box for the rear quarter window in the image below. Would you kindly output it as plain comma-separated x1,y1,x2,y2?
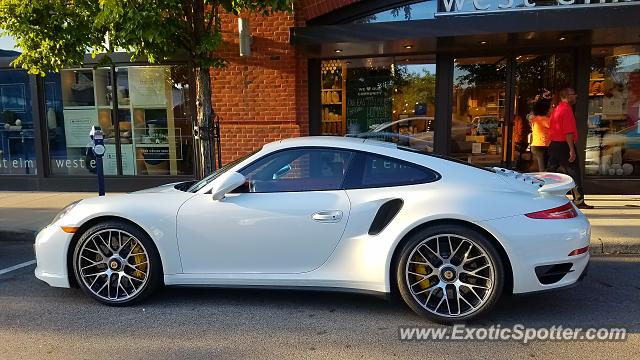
344,152,440,189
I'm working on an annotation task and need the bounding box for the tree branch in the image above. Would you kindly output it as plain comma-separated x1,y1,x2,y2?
206,2,217,33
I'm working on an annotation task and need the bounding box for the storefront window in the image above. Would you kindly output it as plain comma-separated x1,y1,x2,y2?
586,46,640,177
513,53,573,172
451,57,507,167
46,65,193,176
352,1,437,24
0,69,36,175
321,56,437,153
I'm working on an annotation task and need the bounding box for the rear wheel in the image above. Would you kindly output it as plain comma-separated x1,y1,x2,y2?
396,224,504,323
72,221,162,306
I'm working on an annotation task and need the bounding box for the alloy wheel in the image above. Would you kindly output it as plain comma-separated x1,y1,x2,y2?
76,229,150,302
404,233,496,318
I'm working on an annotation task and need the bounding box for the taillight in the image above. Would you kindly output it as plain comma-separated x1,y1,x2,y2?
568,246,590,256
525,202,578,219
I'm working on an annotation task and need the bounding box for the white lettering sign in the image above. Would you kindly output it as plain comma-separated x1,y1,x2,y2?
442,0,466,12
498,0,514,9
440,0,637,12
0,158,35,169
474,0,491,9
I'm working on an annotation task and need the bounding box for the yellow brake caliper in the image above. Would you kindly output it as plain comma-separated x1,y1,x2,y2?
413,260,430,290
130,241,147,280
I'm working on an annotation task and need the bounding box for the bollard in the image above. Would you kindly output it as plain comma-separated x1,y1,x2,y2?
90,126,106,196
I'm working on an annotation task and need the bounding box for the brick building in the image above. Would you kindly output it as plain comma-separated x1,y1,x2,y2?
1,0,640,194
213,1,359,164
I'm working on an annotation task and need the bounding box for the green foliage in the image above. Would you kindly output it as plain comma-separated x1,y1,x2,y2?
393,67,437,114
0,0,294,74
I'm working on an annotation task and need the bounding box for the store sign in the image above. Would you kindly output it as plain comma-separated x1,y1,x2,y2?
439,0,638,14
345,70,392,134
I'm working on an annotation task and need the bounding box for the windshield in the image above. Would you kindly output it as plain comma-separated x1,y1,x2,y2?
187,150,259,193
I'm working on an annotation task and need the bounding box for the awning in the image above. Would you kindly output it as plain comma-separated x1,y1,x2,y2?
291,4,640,57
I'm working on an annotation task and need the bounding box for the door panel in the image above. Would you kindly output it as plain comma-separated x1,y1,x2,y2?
176,191,350,274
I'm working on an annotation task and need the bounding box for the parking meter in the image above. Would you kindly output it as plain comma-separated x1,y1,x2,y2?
90,126,106,196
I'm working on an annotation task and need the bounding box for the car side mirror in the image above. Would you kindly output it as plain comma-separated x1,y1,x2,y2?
211,172,246,201
272,164,291,180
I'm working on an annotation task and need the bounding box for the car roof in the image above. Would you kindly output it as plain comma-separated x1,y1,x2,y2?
373,117,434,131
263,136,397,152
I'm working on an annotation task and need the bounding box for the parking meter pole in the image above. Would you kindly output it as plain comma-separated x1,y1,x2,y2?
90,126,106,196
96,154,105,196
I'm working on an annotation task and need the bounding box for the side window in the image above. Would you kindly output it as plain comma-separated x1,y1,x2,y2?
239,148,353,193
346,152,440,189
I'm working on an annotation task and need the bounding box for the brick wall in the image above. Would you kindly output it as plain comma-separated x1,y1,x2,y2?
295,0,361,24
212,1,363,164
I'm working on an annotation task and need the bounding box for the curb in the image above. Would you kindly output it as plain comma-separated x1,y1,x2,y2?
589,237,640,255
0,230,37,243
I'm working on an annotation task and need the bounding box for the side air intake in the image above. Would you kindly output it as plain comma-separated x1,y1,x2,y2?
368,199,404,235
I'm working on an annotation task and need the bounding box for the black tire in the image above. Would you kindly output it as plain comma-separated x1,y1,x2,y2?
72,220,162,306
395,224,504,324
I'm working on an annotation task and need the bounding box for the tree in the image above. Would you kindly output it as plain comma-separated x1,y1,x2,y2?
0,0,294,176
392,67,436,116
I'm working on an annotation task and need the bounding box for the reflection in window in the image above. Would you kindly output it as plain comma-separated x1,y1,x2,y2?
46,65,194,176
320,56,437,153
351,1,436,24
586,46,640,177
358,153,438,187
451,57,507,167
240,148,352,193
0,69,36,175
513,53,573,172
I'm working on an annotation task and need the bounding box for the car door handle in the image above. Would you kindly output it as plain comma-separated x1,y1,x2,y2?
312,210,343,223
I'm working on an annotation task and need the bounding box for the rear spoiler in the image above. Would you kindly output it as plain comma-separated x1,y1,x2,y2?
528,172,576,195
493,168,575,196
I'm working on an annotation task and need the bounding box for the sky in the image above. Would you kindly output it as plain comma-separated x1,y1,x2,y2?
0,35,19,51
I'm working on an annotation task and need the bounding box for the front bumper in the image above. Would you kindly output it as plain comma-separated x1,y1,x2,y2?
34,224,74,288
482,212,591,294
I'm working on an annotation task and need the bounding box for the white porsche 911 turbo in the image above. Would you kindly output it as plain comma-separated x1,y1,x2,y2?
34,136,590,323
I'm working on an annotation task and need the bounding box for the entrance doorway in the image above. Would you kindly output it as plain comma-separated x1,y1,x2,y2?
449,53,574,170
513,53,574,172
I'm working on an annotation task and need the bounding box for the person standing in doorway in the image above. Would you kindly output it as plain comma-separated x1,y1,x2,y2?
530,95,552,171
547,87,593,209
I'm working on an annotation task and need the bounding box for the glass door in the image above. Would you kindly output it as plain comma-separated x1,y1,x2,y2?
512,53,574,172
449,53,574,170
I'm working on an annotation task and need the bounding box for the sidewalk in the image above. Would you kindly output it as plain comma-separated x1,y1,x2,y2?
0,191,638,255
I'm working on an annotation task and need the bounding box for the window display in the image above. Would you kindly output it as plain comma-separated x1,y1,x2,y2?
451,57,507,167
0,69,36,175
46,65,193,176
320,60,345,135
586,46,640,177
320,56,437,153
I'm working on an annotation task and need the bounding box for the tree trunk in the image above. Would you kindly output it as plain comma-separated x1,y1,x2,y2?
195,65,215,178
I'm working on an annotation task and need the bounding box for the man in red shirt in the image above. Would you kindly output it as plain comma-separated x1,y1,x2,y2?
547,87,593,209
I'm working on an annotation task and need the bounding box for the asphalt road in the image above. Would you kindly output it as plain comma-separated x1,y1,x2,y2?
1,240,638,360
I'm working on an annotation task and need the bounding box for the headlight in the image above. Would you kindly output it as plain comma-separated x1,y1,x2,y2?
51,200,82,224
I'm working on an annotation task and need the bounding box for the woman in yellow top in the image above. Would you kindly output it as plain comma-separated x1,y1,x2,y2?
530,97,552,171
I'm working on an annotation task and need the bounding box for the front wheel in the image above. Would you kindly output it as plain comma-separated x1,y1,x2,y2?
72,221,162,306
396,224,505,323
